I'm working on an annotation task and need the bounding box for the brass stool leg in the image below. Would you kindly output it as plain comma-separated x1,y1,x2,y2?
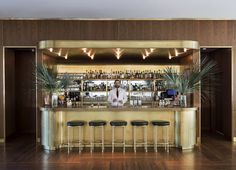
144,126,148,152
123,126,126,153
154,126,157,152
166,126,169,152
133,126,136,153
67,126,70,154
102,126,104,153
112,126,115,153
79,126,82,153
90,126,94,153
80,126,84,151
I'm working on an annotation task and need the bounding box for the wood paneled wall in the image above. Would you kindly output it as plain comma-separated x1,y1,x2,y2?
4,49,15,137
15,50,36,134
0,20,235,140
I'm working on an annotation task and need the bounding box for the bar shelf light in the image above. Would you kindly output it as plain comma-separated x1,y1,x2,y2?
142,48,155,60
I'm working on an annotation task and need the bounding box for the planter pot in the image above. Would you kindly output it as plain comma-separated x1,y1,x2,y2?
180,95,187,107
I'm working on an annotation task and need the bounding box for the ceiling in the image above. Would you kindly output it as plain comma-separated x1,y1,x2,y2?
1,0,236,19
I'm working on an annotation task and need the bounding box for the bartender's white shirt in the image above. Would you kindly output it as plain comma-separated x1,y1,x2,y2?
108,87,127,107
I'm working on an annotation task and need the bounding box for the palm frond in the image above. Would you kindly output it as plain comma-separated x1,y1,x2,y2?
162,58,219,101
35,63,72,93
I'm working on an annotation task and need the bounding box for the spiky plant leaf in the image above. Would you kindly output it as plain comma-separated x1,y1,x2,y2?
162,58,219,101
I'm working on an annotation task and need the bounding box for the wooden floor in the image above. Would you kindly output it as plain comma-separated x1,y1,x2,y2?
0,134,236,170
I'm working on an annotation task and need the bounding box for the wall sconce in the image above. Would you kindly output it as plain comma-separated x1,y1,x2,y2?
81,48,95,60
175,49,179,56
64,51,68,59
57,49,62,56
142,48,155,60
168,51,173,60
113,48,124,60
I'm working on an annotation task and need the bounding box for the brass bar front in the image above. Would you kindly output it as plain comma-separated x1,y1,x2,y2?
41,107,197,151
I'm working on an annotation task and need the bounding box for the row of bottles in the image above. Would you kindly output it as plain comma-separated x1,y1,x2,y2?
130,83,153,91
83,81,106,91
65,80,165,92
84,70,164,79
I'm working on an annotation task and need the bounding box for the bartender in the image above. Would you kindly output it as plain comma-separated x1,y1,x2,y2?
108,79,127,107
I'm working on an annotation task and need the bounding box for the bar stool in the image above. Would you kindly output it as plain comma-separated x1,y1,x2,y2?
131,120,149,152
67,120,86,153
151,120,170,152
89,120,107,153
110,120,127,153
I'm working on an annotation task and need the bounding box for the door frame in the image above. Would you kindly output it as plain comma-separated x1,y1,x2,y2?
200,46,233,141
3,46,38,143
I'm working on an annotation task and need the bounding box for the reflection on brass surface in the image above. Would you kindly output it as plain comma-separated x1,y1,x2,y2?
39,40,199,59
40,107,197,151
39,40,199,49
41,107,198,112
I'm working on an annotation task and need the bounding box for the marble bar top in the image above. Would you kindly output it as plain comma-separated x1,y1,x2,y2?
40,106,198,112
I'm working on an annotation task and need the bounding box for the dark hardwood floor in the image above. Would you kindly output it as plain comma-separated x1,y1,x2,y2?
0,134,236,170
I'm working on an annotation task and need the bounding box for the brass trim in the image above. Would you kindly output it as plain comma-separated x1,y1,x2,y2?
2,18,236,21
39,40,199,49
0,138,4,143
231,47,234,141
40,107,198,112
2,47,5,142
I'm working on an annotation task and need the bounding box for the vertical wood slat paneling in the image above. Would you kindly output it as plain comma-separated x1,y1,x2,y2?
151,20,198,40
212,21,230,46
38,20,119,40
198,20,233,46
117,21,137,40
38,20,81,40
0,20,236,139
3,20,38,46
118,21,152,40
197,21,215,46
81,21,119,40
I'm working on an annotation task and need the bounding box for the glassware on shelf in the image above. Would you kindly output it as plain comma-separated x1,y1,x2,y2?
58,95,65,105
82,69,164,80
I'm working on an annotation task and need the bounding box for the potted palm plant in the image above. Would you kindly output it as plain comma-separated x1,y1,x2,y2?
36,63,71,107
162,58,218,107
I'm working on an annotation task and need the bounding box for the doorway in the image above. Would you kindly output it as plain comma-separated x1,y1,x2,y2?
200,48,232,140
4,47,36,142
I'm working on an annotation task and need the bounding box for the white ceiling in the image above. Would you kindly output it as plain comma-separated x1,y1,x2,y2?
1,0,236,19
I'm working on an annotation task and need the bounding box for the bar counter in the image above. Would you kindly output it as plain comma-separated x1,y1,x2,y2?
40,106,198,151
